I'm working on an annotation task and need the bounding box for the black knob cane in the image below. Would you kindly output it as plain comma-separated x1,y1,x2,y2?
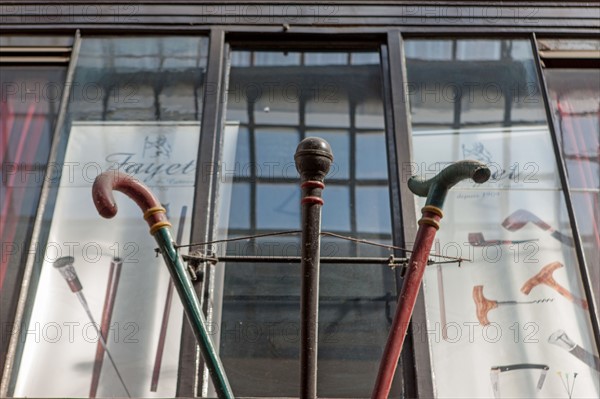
294,137,334,399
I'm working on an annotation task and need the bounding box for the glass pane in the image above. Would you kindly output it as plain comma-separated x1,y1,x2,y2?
14,36,209,398
356,132,388,179
406,39,599,398
255,128,300,179
306,130,350,179
545,68,600,302
0,65,66,370
217,49,396,397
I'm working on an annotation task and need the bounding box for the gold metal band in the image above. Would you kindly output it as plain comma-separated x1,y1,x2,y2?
418,217,440,230
150,221,172,235
144,206,167,220
422,205,443,218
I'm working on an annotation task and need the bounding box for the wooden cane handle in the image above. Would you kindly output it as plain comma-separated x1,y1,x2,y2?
408,160,490,208
473,285,497,326
92,171,170,233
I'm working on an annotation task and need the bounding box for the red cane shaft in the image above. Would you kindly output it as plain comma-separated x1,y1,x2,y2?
372,210,441,399
371,159,490,398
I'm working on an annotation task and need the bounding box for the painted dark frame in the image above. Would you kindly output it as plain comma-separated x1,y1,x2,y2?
0,2,598,396
177,28,228,398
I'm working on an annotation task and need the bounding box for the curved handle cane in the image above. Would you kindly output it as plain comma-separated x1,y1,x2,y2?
372,160,490,399
92,171,234,399
408,160,491,208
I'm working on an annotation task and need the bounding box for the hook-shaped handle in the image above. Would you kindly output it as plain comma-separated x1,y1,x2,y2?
408,160,491,209
92,171,170,234
91,170,234,398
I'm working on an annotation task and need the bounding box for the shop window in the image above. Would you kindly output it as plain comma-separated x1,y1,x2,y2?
0,36,70,382
541,38,600,305
212,48,398,397
405,38,599,398
13,36,209,398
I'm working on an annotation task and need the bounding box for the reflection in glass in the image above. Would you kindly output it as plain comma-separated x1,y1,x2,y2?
0,66,65,370
218,49,396,397
406,39,599,398
545,68,600,300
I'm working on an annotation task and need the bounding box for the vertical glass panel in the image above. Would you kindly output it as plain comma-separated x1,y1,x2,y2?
356,186,392,233
254,51,301,66
228,183,251,230
0,65,66,370
256,183,299,229
406,39,599,398
217,49,396,397
545,68,600,301
321,186,351,232
255,128,300,179
350,52,381,65
356,132,388,179
304,52,349,65
305,130,350,179
14,36,209,398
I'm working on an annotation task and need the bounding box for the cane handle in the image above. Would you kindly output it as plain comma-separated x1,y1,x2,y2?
408,160,490,208
473,285,498,326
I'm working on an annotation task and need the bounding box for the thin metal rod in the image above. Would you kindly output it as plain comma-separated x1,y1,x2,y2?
0,30,81,398
531,33,600,351
177,230,468,262
497,300,553,305
183,255,407,265
75,292,131,398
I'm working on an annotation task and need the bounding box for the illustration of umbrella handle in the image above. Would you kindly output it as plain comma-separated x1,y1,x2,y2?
473,285,498,326
92,171,234,399
372,160,490,399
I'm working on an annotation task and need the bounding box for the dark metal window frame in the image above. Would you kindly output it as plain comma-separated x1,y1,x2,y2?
184,32,419,398
0,19,598,397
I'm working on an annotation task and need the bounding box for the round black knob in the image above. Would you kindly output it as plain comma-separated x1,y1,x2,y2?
294,137,334,182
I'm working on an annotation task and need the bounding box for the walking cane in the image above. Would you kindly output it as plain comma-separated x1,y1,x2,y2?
92,171,234,399
294,137,334,399
371,160,490,399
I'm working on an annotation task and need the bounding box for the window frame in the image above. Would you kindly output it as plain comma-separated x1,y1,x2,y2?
0,20,597,399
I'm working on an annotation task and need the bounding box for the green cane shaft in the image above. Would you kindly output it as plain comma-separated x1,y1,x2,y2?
153,228,234,399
